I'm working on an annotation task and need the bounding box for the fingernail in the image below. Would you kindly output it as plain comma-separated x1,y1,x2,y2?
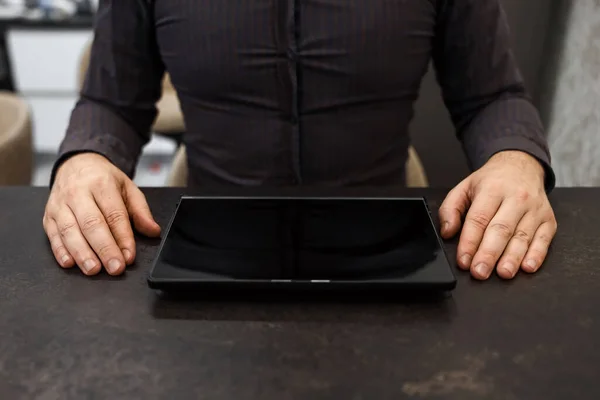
83,259,96,273
501,262,516,278
107,259,122,274
122,249,132,263
61,254,70,265
442,222,449,233
475,263,491,279
525,259,537,271
460,254,472,267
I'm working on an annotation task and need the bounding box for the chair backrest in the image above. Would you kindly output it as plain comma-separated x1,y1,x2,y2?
77,40,92,91
167,145,429,187
0,92,33,186
406,146,428,187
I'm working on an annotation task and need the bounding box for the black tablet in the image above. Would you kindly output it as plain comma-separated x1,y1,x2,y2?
147,196,456,294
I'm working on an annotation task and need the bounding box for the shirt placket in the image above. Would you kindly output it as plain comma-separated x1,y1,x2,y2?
276,0,302,185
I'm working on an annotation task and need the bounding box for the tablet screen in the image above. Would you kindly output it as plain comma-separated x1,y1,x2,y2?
149,196,455,288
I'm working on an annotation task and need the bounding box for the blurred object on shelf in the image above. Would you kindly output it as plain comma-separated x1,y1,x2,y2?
0,0,94,21
0,1,25,18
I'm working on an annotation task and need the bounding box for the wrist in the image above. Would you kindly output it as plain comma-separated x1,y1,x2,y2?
52,151,110,186
489,150,545,185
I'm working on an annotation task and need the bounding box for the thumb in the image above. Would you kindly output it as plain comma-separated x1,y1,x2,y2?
438,178,471,239
123,181,161,237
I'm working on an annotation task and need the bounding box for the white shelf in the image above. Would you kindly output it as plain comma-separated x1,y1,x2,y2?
7,29,92,93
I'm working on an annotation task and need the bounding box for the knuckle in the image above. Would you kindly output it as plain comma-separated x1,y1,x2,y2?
92,175,112,190
537,232,554,246
70,249,89,263
48,231,61,244
467,212,491,230
58,221,78,238
489,221,513,238
546,213,558,229
484,180,504,194
81,215,104,232
514,188,531,202
527,249,545,262
120,239,135,250
96,242,116,258
52,243,67,256
478,248,500,261
105,209,129,227
44,201,59,217
533,199,546,211
513,229,531,243
462,237,480,250
458,238,480,256
52,177,69,191
64,187,80,203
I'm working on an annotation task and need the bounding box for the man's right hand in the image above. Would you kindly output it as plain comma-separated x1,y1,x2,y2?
43,153,161,276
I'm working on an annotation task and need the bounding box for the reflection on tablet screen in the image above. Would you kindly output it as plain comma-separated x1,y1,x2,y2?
154,197,452,283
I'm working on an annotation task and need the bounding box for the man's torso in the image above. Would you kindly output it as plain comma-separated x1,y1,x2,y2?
153,0,441,186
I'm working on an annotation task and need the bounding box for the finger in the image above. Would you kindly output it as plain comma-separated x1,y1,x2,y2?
123,181,161,237
55,208,102,276
522,220,557,273
93,184,136,265
456,193,502,273
495,213,538,279
43,215,74,268
470,199,528,280
438,180,470,239
67,195,125,276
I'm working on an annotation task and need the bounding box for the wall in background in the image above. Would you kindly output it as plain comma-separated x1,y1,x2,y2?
410,0,555,188
544,0,600,186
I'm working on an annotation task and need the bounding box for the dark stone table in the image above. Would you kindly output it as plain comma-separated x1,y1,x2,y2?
1,187,599,399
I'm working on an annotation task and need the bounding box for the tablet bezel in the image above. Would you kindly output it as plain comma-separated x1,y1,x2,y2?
147,195,457,293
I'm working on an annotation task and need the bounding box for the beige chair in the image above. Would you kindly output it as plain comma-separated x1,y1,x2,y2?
167,145,428,187
0,92,33,185
406,146,428,187
78,42,185,134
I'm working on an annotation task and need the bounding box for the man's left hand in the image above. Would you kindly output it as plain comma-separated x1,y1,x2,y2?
438,150,557,280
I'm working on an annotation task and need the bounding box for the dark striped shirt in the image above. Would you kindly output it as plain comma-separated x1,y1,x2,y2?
55,0,554,189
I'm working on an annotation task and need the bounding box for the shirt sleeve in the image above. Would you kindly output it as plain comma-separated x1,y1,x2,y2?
50,0,165,185
432,0,556,191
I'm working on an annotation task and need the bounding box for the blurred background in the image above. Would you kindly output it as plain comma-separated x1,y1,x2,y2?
0,0,597,187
